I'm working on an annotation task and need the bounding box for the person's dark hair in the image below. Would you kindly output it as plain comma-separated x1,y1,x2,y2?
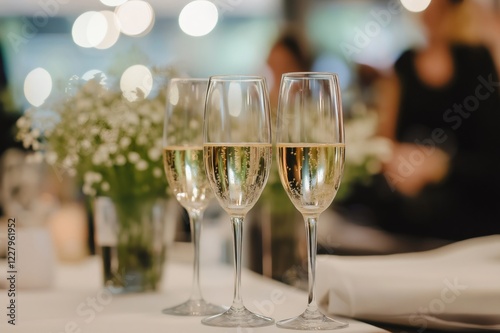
274,32,313,71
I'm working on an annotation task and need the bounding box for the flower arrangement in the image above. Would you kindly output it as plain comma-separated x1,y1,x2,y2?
336,108,392,201
16,68,172,201
16,67,176,292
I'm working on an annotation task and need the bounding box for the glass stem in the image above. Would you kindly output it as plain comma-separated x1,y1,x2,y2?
230,215,245,310
188,208,204,301
304,215,319,313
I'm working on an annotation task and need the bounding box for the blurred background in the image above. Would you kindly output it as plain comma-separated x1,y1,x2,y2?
1,0,500,288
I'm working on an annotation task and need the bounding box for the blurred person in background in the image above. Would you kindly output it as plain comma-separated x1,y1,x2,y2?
339,0,500,242
266,27,314,111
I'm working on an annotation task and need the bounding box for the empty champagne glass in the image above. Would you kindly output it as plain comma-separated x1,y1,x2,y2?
201,75,274,327
275,72,348,330
162,78,226,316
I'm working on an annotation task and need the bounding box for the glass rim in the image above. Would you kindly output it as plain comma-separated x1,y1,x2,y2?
208,74,266,82
281,72,339,79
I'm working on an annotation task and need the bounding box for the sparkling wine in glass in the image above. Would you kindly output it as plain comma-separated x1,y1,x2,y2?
275,72,348,330
201,75,275,327
162,78,226,316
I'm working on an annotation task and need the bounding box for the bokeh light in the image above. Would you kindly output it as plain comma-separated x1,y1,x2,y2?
96,11,121,49
179,0,218,37
24,67,52,107
120,65,153,102
400,0,432,13
82,69,108,87
72,11,108,48
115,0,155,37
100,0,128,6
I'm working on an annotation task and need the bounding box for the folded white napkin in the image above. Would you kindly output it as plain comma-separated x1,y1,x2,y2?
316,235,500,331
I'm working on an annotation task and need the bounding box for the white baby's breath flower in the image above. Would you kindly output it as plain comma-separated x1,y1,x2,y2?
75,99,93,112
137,135,147,145
150,111,162,123
148,147,161,161
90,127,100,136
154,138,163,149
119,137,131,148
62,156,75,168
128,151,140,163
67,168,77,177
94,173,103,182
16,116,27,128
136,160,148,171
107,143,118,154
22,135,33,149
100,129,118,143
84,171,94,184
92,152,106,165
46,151,58,165
84,171,102,184
101,182,110,192
82,183,94,195
31,140,41,151
138,104,149,116
77,114,88,125
115,155,126,165
81,140,91,150
189,119,199,129
126,113,139,126
31,128,41,138
153,167,163,178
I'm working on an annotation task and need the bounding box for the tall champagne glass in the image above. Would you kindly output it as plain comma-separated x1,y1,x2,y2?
201,75,274,327
275,72,348,330
162,78,226,316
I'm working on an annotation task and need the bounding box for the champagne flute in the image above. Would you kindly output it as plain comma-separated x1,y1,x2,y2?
275,72,348,330
201,75,274,327
162,78,226,316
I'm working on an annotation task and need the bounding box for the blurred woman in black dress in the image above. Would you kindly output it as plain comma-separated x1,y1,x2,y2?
341,0,500,241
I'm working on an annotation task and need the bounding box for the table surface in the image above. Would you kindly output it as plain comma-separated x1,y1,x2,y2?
0,252,390,333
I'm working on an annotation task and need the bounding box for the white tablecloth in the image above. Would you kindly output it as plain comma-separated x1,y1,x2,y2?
0,254,388,333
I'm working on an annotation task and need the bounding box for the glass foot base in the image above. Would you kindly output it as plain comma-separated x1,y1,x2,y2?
201,306,275,327
162,299,226,316
276,309,348,330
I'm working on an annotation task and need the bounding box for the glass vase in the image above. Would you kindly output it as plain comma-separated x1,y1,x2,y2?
93,196,168,293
